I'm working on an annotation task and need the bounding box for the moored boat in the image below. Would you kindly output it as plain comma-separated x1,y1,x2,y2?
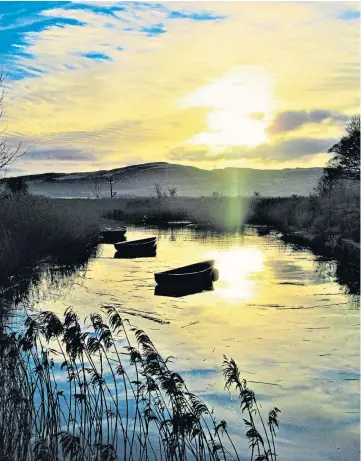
114,236,157,252
114,248,156,259
155,260,217,287
100,227,127,243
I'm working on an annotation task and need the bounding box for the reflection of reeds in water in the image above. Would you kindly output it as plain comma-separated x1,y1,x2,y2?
0,306,280,461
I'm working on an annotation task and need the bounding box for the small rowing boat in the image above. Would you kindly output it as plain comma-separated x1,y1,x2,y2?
114,237,157,252
100,227,126,243
155,260,217,287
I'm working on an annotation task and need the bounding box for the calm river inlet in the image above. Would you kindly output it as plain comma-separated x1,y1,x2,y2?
4,225,360,461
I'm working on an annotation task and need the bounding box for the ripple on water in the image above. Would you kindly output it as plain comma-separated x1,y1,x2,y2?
3,225,360,461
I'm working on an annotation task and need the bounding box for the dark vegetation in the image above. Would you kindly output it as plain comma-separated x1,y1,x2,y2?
0,306,280,461
4,176,29,195
0,183,359,281
0,196,100,280
250,186,360,244
250,116,360,248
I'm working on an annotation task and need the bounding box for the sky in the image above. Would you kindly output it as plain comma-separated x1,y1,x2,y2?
0,1,360,175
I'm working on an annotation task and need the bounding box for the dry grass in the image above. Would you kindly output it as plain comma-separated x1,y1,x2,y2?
0,195,251,279
1,185,358,281
0,196,100,279
249,185,360,243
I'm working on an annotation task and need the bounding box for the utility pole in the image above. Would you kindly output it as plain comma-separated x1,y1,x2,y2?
108,177,116,199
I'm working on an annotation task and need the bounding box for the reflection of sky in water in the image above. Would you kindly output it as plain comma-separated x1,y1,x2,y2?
9,226,360,461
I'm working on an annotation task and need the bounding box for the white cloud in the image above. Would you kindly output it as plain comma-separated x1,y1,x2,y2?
2,1,359,173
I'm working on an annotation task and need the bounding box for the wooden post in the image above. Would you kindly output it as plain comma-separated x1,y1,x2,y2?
108,177,117,199
108,178,113,199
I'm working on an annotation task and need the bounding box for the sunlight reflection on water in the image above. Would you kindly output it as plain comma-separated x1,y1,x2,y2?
4,225,360,461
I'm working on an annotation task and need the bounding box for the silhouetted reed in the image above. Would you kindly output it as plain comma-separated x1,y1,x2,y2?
249,185,360,244
222,357,280,461
0,306,280,461
0,196,100,280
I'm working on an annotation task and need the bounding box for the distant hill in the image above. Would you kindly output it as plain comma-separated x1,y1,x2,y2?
13,162,323,198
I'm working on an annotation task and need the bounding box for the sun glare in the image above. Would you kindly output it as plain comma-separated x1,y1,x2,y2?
181,66,274,151
205,247,265,301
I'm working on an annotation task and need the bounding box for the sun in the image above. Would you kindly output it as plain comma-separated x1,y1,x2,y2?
180,66,274,151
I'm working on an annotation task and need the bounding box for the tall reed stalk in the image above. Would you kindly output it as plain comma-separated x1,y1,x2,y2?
0,306,280,461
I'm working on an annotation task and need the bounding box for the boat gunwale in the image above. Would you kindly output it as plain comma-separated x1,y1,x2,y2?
114,237,157,248
155,260,215,278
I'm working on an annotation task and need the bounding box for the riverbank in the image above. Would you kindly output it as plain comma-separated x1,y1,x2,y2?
249,188,360,260
0,196,100,281
1,190,359,281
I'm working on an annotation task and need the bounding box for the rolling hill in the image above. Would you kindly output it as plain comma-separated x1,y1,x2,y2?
14,162,323,198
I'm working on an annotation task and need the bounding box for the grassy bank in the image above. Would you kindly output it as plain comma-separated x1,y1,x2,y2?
249,186,360,253
0,306,280,461
1,188,358,281
0,196,101,280
51,196,251,230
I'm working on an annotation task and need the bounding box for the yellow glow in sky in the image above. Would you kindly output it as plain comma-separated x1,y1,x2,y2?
182,66,273,150
2,1,360,174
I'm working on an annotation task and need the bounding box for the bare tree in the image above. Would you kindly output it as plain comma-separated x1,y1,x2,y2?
88,178,103,199
168,186,177,197
154,182,163,199
0,72,23,172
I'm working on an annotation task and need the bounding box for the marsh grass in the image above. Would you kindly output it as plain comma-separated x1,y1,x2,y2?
0,196,101,279
1,188,358,285
249,185,360,243
0,306,280,461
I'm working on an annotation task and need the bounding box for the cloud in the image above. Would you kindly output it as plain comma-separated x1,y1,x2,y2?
0,1,359,174
169,137,337,163
268,110,349,133
25,147,96,161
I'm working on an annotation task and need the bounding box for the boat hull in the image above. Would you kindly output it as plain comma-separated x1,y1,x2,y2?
155,260,216,288
114,237,156,250
100,229,126,243
114,237,157,257
114,247,156,259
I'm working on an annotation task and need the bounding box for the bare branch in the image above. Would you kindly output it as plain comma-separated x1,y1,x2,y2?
0,71,24,172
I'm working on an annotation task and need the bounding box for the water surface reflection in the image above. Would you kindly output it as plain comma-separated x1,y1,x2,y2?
2,226,359,461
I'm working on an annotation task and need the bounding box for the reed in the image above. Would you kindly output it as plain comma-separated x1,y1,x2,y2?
0,306,280,461
0,195,100,280
249,184,360,243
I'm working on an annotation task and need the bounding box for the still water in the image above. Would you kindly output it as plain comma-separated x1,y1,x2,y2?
6,226,360,461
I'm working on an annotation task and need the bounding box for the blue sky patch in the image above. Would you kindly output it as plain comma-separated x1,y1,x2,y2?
61,2,125,17
338,9,360,20
81,52,113,61
0,2,85,56
168,10,226,21
141,23,166,37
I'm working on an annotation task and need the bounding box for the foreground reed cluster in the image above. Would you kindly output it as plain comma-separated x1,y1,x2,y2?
0,306,280,461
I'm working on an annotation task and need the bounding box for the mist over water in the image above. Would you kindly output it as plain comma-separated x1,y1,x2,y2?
2,226,359,461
